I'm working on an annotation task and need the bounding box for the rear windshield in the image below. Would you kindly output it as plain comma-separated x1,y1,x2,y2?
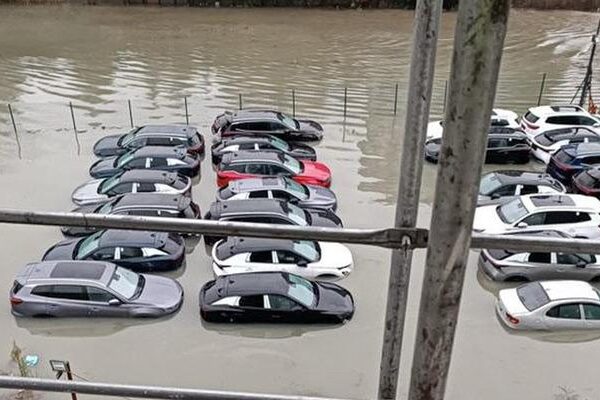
11,281,23,294
524,112,539,123
516,282,550,311
479,173,503,196
577,171,600,188
487,249,514,260
554,149,575,163
497,198,529,224
173,177,189,190
218,186,235,200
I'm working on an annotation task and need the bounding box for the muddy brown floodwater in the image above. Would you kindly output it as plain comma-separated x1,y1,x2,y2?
1,6,600,400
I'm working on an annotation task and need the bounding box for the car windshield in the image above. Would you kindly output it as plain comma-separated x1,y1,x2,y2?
97,200,115,214
268,136,291,151
76,231,103,258
479,173,503,196
285,203,308,226
286,274,316,307
108,266,140,300
282,154,302,174
292,241,320,262
98,174,122,193
115,150,136,168
516,282,550,311
284,178,308,199
118,128,141,146
497,198,529,224
277,113,299,130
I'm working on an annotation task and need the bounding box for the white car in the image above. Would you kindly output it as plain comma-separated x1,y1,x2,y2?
426,108,519,140
520,104,600,140
497,280,600,330
472,194,600,236
211,237,353,280
529,126,600,164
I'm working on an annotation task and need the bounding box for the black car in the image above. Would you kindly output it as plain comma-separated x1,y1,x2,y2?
203,199,343,245
89,146,201,179
212,110,323,142
425,127,530,164
547,142,600,183
478,170,565,206
62,193,201,237
42,230,185,272
93,125,204,158
199,272,354,323
211,134,317,165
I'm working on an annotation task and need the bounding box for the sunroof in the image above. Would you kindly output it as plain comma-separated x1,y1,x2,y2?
50,262,105,280
529,195,575,208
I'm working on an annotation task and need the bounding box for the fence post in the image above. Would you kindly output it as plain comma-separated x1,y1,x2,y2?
537,73,547,106
239,93,243,110
393,83,399,116
184,96,189,125
69,102,81,156
407,1,510,400
343,87,347,118
7,104,22,159
292,89,296,118
128,100,134,128
443,80,448,113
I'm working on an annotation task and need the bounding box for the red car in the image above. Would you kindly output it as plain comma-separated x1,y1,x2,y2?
216,151,331,188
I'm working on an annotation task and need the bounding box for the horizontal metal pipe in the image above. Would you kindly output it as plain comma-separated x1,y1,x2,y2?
0,209,428,249
0,376,343,400
470,234,600,254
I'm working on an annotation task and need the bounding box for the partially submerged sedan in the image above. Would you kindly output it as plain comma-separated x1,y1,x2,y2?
10,261,183,318
497,280,600,330
211,237,353,280
63,193,201,236
42,230,185,272
89,146,200,179
93,125,204,158
199,272,354,323
71,170,192,206
211,135,317,165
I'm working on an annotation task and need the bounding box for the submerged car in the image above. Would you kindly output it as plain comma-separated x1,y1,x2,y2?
546,142,600,183
10,261,183,318
42,230,185,272
71,170,192,206
62,193,201,236
496,280,600,330
478,170,565,206
216,151,331,188
212,109,323,141
479,230,600,282
211,237,353,280
426,108,519,140
530,127,600,164
520,105,600,139
93,125,204,158
211,135,317,165
216,177,337,211
199,272,354,323
425,127,530,164
472,194,600,236
89,146,200,179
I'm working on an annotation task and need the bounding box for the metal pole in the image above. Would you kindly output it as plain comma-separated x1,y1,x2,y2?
69,102,81,156
443,79,448,113
408,1,510,400
184,96,189,125
393,83,399,116
7,104,22,159
537,72,546,106
239,93,243,110
292,89,296,118
0,376,343,400
580,19,600,107
377,0,443,399
128,99,134,128
343,87,347,118
64,363,78,400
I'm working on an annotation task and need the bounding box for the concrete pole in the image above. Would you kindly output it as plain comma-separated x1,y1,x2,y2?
407,1,510,400
377,0,442,399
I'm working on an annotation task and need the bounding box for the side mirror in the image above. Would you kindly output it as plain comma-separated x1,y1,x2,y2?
593,122,600,128
108,299,121,306
516,222,528,229
491,193,501,200
297,259,308,267
576,261,587,268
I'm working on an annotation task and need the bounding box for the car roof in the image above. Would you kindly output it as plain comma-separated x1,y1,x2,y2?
117,170,181,184
98,230,168,247
218,272,293,297
540,280,599,301
221,151,285,164
490,170,558,186
136,125,197,137
521,194,599,210
228,177,286,192
527,104,587,117
540,127,597,136
563,142,600,156
19,261,114,284
231,109,283,123
488,127,525,136
111,193,189,210
210,199,287,216
215,237,303,259
220,135,277,145
130,146,187,159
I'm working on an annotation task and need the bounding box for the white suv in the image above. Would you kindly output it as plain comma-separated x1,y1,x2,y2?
520,105,600,139
427,108,519,140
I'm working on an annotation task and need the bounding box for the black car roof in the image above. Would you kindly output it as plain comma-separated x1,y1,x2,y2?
111,193,190,210
117,170,181,184
231,110,282,123
97,230,167,248
488,127,525,135
218,272,293,297
131,146,187,159
136,125,197,137
220,135,278,146
209,199,287,216
221,151,285,165
215,237,301,260
491,170,558,186
50,261,107,280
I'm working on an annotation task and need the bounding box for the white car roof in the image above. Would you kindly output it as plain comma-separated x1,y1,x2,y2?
527,105,588,117
520,194,600,212
492,108,518,119
540,280,599,301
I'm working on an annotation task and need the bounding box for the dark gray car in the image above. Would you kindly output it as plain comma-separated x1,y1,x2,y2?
216,177,337,211
478,170,566,206
211,135,317,165
479,230,600,281
10,261,183,318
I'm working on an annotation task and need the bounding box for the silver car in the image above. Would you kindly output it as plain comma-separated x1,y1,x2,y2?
9,261,183,318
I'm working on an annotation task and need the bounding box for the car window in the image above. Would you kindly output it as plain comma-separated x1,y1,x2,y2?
546,303,582,319
136,183,156,193
32,285,87,301
556,253,595,265
131,209,160,217
276,250,301,264
578,116,598,126
269,122,287,132
249,251,274,263
268,164,289,175
527,253,551,263
86,286,116,302
89,247,116,261
109,183,133,195
580,156,600,165
248,190,269,199
238,143,255,151
272,190,293,200
583,304,600,320
239,295,265,308
547,116,580,125
545,211,590,224
268,295,300,311
245,163,268,175
119,247,144,259
226,164,246,173
488,138,508,148
493,185,516,196
146,137,172,146
522,212,546,226
524,112,539,123
520,185,539,195
126,157,146,168
149,158,168,168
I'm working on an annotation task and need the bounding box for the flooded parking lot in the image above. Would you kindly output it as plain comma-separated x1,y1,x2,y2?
1,6,600,400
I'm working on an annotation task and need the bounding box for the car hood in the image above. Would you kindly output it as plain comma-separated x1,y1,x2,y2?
89,157,120,178
498,288,529,316
42,238,79,261
305,185,337,207
300,161,331,182
132,275,183,310
307,208,343,228
314,282,354,313
472,205,506,233
297,120,324,139
317,242,353,268
71,180,108,205
93,134,124,157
